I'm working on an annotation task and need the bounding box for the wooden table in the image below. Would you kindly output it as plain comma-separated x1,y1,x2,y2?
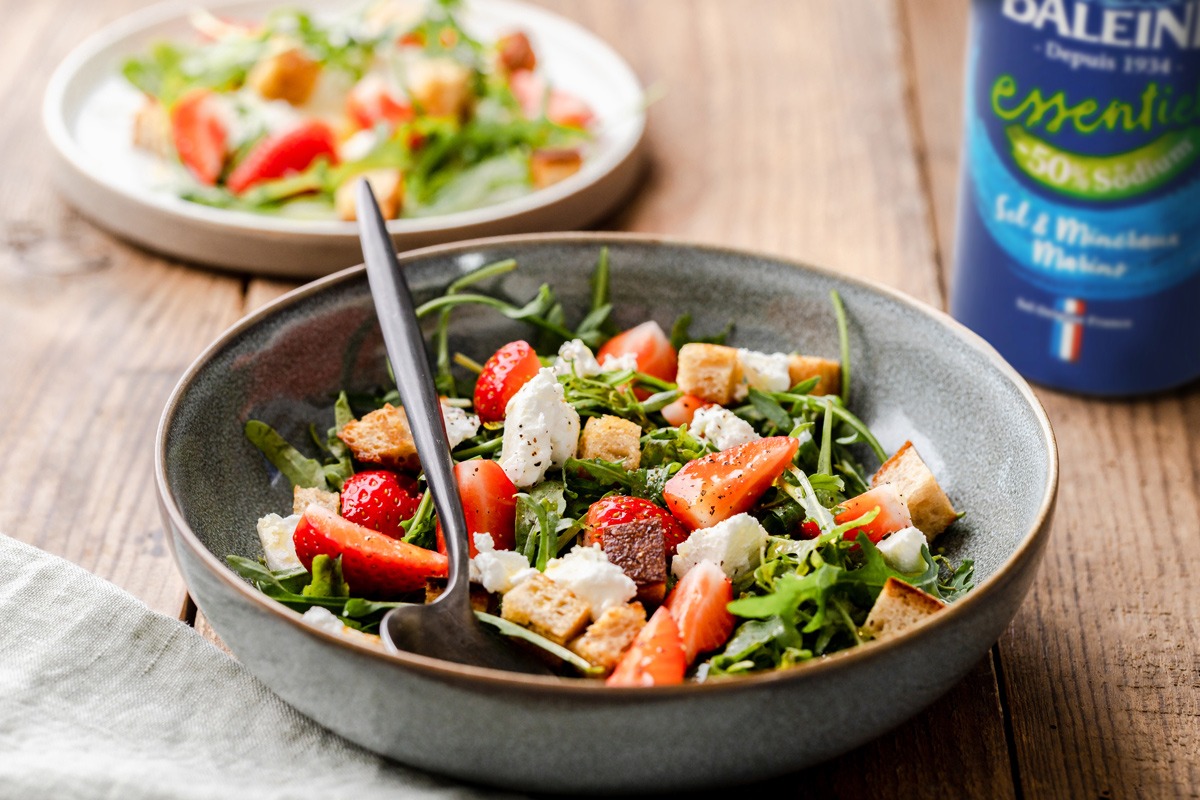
3,0,1197,795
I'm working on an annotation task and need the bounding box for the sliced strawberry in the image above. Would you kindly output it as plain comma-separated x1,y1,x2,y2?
663,560,735,664
435,460,519,556
546,89,594,129
170,88,227,185
584,495,688,557
226,120,338,194
509,70,594,129
339,470,421,539
663,436,800,530
836,483,913,544
606,606,687,687
472,340,541,423
346,75,414,130
661,394,711,428
597,321,677,384
293,505,447,598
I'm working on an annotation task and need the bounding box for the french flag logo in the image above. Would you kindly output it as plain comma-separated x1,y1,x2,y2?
1052,298,1086,363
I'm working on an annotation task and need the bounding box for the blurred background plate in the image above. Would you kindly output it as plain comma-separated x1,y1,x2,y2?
43,0,645,277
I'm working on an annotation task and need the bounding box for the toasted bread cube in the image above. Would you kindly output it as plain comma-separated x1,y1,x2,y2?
569,602,646,672
337,404,419,471
500,573,591,644
787,355,841,396
408,57,473,119
677,343,743,405
132,99,172,159
530,148,583,189
872,441,958,541
293,485,340,515
594,520,667,603
246,47,322,105
335,170,404,221
578,415,642,470
863,577,945,641
495,30,537,73
425,578,495,613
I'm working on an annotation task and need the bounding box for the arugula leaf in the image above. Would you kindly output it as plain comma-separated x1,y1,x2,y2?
475,612,603,676
302,554,349,598
747,388,793,432
669,313,734,351
244,420,330,490
830,289,852,406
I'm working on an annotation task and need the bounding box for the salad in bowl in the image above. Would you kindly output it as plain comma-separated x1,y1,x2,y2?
233,250,974,684
121,0,595,220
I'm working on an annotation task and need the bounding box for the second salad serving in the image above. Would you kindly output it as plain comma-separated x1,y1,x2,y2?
122,0,595,220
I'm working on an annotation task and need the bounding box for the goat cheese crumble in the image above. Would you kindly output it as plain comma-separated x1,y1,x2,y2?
499,368,581,487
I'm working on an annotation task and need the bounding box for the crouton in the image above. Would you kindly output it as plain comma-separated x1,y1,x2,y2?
495,31,537,73
337,404,419,471
246,47,322,105
872,441,958,541
530,148,583,189
335,170,405,221
132,99,172,159
787,355,841,396
425,578,495,613
591,520,667,603
863,577,945,641
500,572,591,644
676,343,743,405
578,415,642,470
293,485,340,515
408,57,473,119
568,602,646,672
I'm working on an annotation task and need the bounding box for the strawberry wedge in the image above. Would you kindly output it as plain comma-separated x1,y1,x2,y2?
663,436,800,530
293,505,446,598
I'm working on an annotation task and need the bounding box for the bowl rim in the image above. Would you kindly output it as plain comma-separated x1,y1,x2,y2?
155,231,1059,696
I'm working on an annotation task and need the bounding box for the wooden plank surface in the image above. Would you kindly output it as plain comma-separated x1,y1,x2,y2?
10,0,1197,795
902,1,1200,797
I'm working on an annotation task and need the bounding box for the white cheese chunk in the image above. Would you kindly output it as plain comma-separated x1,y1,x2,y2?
876,526,928,574
690,405,760,451
672,513,769,581
440,401,480,449
499,368,581,487
301,607,383,649
544,544,636,620
598,352,638,372
552,339,603,377
737,348,794,394
469,532,536,594
255,513,302,572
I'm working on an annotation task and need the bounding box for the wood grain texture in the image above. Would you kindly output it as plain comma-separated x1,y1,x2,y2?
902,0,1200,797
21,0,1200,795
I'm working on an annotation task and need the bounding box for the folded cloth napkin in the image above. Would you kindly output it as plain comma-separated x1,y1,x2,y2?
0,534,519,800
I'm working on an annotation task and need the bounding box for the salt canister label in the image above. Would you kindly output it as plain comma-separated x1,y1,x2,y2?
952,0,1200,394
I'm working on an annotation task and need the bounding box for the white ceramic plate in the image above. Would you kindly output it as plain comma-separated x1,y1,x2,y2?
43,0,645,277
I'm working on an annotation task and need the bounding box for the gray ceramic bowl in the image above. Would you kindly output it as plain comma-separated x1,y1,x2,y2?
156,233,1057,793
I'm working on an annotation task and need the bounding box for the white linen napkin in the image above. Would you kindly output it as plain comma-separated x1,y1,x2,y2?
0,533,520,800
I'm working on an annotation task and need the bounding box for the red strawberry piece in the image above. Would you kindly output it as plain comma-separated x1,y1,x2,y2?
225,120,338,194
662,436,800,530
472,340,541,423
664,560,736,664
293,505,446,598
170,88,228,185
435,460,519,557
661,394,711,428
340,470,422,539
836,483,913,544
584,495,689,557
606,606,687,687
